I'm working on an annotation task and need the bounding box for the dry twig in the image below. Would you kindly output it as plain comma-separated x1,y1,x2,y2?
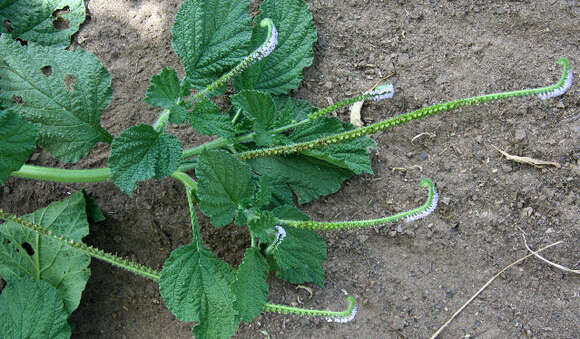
491,145,560,168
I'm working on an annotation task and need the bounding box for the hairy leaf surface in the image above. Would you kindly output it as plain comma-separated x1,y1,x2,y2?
232,248,269,323
159,244,238,338
172,0,251,88
0,0,85,48
109,124,183,194
196,150,252,227
271,226,326,287
0,278,71,338
0,109,38,185
231,90,276,145
0,36,112,162
0,192,90,314
187,97,234,138
234,0,317,94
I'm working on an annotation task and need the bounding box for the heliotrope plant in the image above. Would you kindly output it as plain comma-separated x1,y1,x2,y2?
0,0,573,338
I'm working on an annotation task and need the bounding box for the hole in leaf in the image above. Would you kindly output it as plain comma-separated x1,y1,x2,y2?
3,20,12,33
0,278,5,293
52,6,71,30
21,242,35,256
41,66,53,77
16,38,27,46
12,95,24,104
64,74,77,92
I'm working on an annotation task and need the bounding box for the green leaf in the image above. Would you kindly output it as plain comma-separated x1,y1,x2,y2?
0,278,71,339
0,192,91,314
248,210,275,242
232,248,269,323
291,118,376,175
187,97,234,138
172,0,251,89
0,35,113,163
0,109,38,185
196,150,253,227
159,244,238,338
231,90,275,145
273,204,310,222
234,0,317,94
254,175,273,208
109,124,183,194
271,226,326,287
248,155,353,205
82,191,105,223
0,0,86,48
144,67,190,124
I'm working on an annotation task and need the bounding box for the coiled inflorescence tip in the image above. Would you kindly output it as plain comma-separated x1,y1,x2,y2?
274,225,286,244
251,19,278,62
368,84,395,101
326,297,358,323
538,69,573,100
406,183,438,223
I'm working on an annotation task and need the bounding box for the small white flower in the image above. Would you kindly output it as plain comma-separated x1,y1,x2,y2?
538,69,573,100
251,24,278,62
274,225,286,244
368,84,395,101
406,186,439,223
326,304,358,323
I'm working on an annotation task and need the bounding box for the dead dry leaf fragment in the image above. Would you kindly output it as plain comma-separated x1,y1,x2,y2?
491,145,560,168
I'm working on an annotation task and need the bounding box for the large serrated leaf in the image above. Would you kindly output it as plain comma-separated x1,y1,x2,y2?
159,244,238,338
234,0,317,94
172,0,251,89
271,226,326,287
0,35,113,163
0,191,91,314
0,0,86,48
232,248,269,323
0,278,71,339
109,124,183,194
0,109,38,185
196,150,253,227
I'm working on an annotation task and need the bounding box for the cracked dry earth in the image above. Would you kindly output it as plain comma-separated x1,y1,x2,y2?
1,0,579,338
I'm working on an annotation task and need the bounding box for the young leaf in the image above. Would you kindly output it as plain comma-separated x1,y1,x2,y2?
0,278,71,339
271,226,327,287
159,244,238,338
233,0,317,94
186,97,235,138
172,0,251,89
0,109,38,185
0,36,113,163
0,0,86,48
232,248,269,323
196,150,253,227
0,191,91,314
109,125,183,194
231,90,275,145
144,67,189,124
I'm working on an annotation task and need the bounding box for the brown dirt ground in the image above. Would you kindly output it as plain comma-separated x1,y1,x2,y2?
1,0,579,338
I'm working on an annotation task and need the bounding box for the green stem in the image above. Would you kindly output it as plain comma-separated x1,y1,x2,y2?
11,165,111,183
0,209,161,281
277,178,437,230
185,186,204,251
171,171,198,191
153,108,171,132
238,58,571,161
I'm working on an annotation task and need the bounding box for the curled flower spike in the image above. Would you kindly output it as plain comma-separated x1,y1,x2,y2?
251,21,278,62
327,302,357,323
407,184,438,223
368,84,395,101
538,69,573,100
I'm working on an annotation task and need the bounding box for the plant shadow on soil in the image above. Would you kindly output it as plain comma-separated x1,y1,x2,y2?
1,1,579,338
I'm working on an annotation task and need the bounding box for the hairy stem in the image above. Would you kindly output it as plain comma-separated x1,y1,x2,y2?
277,178,437,230
238,58,571,161
0,209,161,281
11,165,111,183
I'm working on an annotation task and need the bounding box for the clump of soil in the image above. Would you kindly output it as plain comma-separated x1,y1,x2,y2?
2,1,578,338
